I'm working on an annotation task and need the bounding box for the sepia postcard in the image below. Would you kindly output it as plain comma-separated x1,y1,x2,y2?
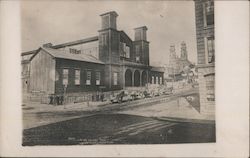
0,0,249,157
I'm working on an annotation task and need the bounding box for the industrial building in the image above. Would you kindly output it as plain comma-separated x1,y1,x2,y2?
21,11,164,99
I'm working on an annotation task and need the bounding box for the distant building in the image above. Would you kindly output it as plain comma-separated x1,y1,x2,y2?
21,11,164,98
165,42,193,81
194,0,215,118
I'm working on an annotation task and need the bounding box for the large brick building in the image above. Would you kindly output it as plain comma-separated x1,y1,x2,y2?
21,11,164,97
194,0,215,118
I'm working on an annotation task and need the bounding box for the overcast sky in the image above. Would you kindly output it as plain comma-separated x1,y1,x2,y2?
21,0,198,66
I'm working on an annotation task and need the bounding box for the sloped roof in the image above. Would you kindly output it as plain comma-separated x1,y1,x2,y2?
33,47,104,64
52,36,98,49
119,31,133,42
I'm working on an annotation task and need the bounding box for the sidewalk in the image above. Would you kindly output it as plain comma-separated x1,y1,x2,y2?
118,97,215,121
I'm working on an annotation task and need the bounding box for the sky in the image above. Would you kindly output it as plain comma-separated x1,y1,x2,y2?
21,0,198,66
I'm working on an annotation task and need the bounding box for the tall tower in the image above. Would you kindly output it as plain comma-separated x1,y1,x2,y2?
133,26,149,65
98,11,119,64
169,45,176,64
169,45,178,75
180,41,188,60
98,11,121,90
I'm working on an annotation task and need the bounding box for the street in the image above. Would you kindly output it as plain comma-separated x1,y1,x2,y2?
23,114,215,145
22,88,216,145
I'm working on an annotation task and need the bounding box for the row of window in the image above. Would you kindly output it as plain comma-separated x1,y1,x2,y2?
151,76,163,84
62,69,101,86
62,68,119,86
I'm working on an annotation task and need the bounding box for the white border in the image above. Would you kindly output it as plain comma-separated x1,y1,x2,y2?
0,1,249,157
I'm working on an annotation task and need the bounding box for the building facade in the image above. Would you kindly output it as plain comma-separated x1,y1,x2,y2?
21,11,164,97
194,0,215,118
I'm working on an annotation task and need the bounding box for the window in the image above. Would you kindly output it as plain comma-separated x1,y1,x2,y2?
203,1,214,27
101,34,107,46
63,69,69,85
207,37,215,63
159,77,162,85
125,46,130,58
75,69,80,85
135,45,140,55
120,42,130,58
151,76,155,84
156,76,159,84
205,74,215,101
136,56,140,62
86,71,91,85
96,71,101,85
135,45,140,62
113,72,118,85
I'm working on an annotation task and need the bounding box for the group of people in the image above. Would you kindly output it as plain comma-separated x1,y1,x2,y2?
49,95,64,105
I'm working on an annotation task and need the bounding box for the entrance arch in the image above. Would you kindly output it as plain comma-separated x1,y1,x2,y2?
141,71,147,86
134,70,140,87
125,69,132,87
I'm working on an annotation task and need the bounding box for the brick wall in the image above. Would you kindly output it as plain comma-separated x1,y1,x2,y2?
195,0,214,65
198,65,215,118
55,59,105,94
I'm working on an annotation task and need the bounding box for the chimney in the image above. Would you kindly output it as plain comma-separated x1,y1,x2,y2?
100,11,118,30
134,26,148,41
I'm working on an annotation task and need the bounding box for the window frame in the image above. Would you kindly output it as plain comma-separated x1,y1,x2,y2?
113,72,118,86
86,70,91,85
74,68,81,85
203,1,214,27
95,71,101,85
62,68,69,86
207,37,215,63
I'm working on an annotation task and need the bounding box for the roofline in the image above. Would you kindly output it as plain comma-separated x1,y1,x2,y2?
52,36,99,49
134,26,148,31
119,30,133,42
30,47,105,65
21,50,37,56
100,11,118,17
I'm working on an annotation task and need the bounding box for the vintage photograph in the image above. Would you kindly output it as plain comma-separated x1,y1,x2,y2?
21,0,215,146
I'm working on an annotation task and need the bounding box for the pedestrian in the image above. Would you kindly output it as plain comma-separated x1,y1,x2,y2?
101,93,104,102
56,95,60,105
49,94,54,105
59,95,64,105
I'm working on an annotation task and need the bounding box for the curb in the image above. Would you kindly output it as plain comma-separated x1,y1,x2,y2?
156,117,215,124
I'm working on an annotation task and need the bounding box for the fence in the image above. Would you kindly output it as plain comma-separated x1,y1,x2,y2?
23,90,123,105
